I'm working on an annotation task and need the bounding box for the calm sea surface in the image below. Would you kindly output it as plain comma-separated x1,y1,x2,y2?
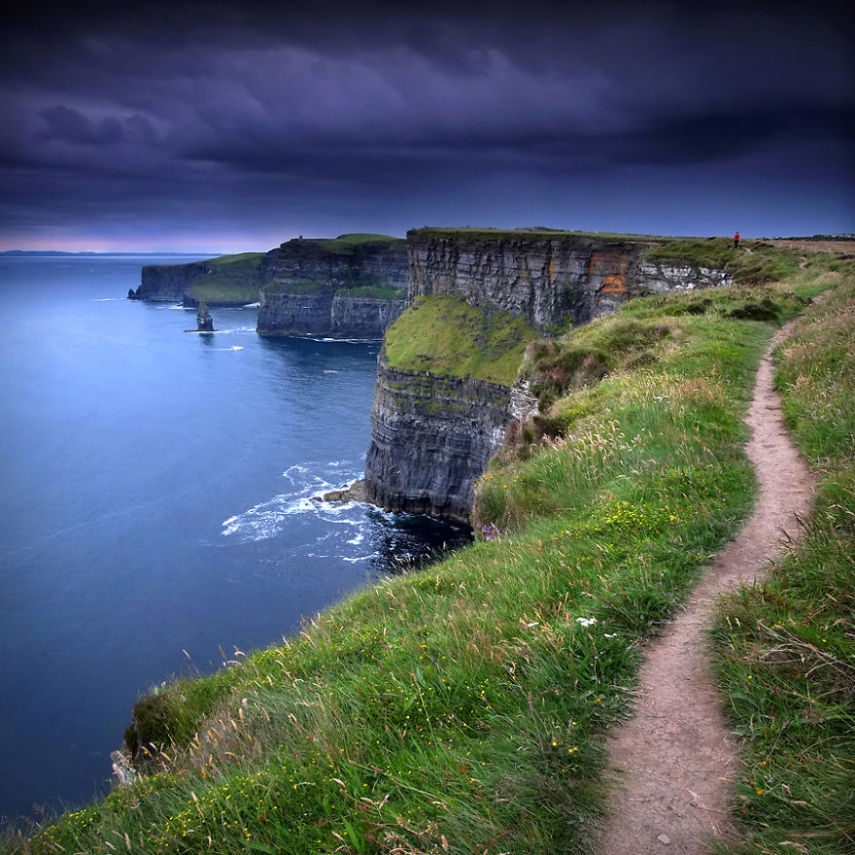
0,255,468,821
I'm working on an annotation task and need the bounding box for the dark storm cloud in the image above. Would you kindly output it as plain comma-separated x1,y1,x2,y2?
0,0,852,247
36,105,125,145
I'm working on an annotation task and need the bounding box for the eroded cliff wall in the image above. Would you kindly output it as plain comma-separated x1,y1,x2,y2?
330,293,407,338
361,229,732,522
363,361,517,522
132,253,266,305
257,235,408,336
134,261,208,302
408,229,732,330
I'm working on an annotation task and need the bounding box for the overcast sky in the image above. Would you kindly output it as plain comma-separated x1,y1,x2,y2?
1,0,852,251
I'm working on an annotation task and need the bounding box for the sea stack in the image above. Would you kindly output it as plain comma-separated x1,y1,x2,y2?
196,300,214,331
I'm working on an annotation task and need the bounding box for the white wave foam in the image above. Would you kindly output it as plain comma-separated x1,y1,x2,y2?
94,297,122,301
346,532,365,546
222,460,365,542
323,369,339,374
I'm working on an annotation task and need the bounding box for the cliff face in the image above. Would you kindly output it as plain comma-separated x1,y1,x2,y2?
408,229,731,330
134,261,207,302
256,236,408,336
330,293,407,338
361,229,732,522
363,361,516,522
132,253,266,305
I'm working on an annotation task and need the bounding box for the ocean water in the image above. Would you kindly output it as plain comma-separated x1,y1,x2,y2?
0,255,469,822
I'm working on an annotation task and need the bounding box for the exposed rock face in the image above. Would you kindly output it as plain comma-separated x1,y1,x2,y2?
134,262,208,302
196,301,213,331
362,229,732,522
132,253,266,305
408,229,728,331
637,260,734,292
330,293,407,337
363,358,516,522
257,236,408,336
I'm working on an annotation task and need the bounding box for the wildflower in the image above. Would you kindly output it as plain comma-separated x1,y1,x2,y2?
576,617,597,627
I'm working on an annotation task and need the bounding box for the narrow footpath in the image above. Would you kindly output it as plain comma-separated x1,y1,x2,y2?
598,324,815,854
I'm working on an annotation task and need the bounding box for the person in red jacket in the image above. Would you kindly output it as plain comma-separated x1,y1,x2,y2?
734,231,740,248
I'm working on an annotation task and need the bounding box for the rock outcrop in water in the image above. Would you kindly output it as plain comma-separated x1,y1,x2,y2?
257,235,408,337
196,301,213,331
361,228,732,522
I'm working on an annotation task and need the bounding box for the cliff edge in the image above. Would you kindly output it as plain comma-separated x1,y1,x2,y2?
131,252,267,305
257,234,408,337
361,228,734,521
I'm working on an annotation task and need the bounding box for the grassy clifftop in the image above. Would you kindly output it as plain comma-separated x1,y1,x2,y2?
5,247,851,855
186,252,266,303
384,295,537,385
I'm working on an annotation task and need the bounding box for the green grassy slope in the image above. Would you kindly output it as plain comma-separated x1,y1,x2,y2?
4,247,850,855
186,252,266,303
384,295,537,385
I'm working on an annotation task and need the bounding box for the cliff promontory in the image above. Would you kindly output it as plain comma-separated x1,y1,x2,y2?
130,252,266,305
257,234,408,337
359,295,537,521
130,234,409,338
361,228,734,521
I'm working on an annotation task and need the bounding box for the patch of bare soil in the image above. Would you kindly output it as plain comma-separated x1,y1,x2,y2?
597,324,815,855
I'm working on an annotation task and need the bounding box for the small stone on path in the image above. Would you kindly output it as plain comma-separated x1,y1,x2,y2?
657,834,671,845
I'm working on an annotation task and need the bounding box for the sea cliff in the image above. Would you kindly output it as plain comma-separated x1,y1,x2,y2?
408,228,733,329
131,234,409,338
257,234,408,337
131,252,267,305
361,228,733,521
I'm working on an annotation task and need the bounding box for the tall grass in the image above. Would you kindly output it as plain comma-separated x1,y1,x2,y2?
712,263,855,855
2,252,847,855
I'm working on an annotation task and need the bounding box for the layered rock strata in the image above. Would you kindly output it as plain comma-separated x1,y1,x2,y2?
408,229,731,330
361,361,519,522
131,254,266,305
361,229,731,522
256,236,408,337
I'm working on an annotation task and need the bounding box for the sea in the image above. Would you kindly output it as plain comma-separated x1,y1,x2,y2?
0,255,469,823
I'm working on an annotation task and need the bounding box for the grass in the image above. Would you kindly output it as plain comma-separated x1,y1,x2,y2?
384,295,537,386
711,261,855,854
408,227,664,242
643,238,806,285
185,252,266,303
3,247,850,855
292,234,405,254
337,285,406,300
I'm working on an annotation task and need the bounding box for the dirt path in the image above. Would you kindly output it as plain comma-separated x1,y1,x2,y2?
597,324,815,855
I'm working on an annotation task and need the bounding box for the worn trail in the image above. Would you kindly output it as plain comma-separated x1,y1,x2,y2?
597,325,815,855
